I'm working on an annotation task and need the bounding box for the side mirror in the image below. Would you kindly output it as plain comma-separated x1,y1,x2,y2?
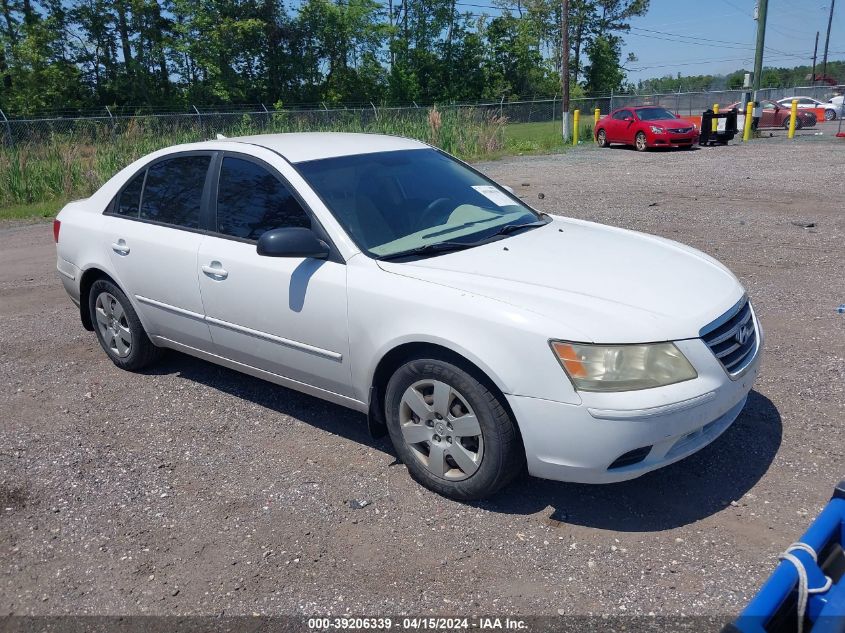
257,227,330,259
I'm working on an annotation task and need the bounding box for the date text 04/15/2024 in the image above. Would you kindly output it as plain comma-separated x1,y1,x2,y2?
307,617,528,630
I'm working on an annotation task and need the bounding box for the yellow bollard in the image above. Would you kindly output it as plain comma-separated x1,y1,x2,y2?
787,99,798,139
743,101,753,142
594,108,601,126
711,103,719,133
573,110,580,146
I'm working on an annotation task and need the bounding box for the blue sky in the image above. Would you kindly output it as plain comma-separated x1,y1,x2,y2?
621,0,844,82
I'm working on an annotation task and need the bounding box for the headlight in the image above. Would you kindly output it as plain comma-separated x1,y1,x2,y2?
550,341,697,392
649,125,664,134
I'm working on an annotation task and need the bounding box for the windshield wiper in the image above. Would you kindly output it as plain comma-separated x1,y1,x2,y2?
377,241,475,261
485,220,549,238
378,219,549,261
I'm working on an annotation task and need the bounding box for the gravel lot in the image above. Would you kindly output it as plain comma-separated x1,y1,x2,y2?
1,137,844,625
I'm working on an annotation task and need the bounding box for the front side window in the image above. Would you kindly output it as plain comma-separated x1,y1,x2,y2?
116,170,145,217
215,157,311,240
140,156,210,229
613,110,633,120
296,149,545,258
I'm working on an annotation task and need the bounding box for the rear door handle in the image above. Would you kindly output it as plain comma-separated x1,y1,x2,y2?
202,262,228,280
111,239,130,255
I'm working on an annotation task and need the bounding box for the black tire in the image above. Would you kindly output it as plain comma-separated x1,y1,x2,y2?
596,128,610,148
824,109,836,121
384,358,524,500
635,131,648,151
88,279,162,371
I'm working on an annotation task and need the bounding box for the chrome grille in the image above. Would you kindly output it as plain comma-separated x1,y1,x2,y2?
700,299,757,375
668,126,694,134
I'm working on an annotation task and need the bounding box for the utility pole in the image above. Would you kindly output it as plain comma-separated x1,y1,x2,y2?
751,0,769,130
822,0,836,81
561,0,571,141
812,31,819,83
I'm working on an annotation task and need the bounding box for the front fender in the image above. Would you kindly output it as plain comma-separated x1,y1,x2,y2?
346,257,581,406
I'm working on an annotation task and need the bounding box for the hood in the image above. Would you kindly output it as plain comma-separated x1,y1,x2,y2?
651,118,696,127
377,217,744,343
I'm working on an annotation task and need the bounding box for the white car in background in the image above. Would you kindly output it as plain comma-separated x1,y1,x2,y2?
776,96,843,121
54,133,762,500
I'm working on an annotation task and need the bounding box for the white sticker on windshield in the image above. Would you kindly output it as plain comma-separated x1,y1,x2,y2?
472,185,515,207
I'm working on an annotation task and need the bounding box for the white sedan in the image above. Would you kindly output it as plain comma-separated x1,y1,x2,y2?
776,96,843,121
54,133,762,500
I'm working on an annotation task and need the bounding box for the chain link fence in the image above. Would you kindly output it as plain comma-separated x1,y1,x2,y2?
1,84,842,148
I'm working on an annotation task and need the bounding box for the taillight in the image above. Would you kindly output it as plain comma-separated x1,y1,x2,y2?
53,219,61,243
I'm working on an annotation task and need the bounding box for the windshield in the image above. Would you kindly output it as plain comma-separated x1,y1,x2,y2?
636,107,678,121
294,149,543,258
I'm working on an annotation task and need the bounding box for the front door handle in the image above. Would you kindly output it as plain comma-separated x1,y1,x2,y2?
111,239,130,255
202,262,228,280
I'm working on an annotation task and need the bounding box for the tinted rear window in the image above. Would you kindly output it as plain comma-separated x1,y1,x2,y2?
116,170,145,217
140,156,210,229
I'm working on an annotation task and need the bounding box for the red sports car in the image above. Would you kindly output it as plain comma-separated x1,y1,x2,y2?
595,106,700,151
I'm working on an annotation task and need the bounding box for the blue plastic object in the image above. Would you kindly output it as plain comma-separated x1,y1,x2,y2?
729,480,845,633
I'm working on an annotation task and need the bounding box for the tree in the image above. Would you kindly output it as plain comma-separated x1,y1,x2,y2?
0,0,671,113
584,34,623,94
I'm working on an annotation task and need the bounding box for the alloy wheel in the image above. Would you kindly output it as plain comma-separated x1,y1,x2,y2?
598,129,607,146
399,379,483,481
636,133,647,151
94,291,132,358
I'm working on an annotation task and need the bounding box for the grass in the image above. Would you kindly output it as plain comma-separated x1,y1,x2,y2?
505,121,565,153
0,198,66,222
0,109,594,222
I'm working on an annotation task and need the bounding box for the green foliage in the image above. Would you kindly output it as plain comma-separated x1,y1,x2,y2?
584,35,624,94
0,107,513,209
0,0,655,114
637,61,845,93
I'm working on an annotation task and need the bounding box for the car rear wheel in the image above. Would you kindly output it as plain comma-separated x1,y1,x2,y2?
824,109,836,121
384,358,523,500
635,132,648,151
596,129,609,148
89,279,162,371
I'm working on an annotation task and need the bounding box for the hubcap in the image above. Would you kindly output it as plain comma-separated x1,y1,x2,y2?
637,134,646,149
94,292,132,358
398,379,483,481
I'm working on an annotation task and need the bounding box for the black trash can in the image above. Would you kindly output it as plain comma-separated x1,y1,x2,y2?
699,109,738,145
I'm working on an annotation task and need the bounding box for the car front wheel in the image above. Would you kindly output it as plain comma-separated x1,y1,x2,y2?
635,131,648,151
384,358,523,500
89,279,162,371
824,109,836,121
596,129,609,147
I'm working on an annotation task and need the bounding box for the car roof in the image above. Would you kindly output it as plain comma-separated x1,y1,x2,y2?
220,132,429,163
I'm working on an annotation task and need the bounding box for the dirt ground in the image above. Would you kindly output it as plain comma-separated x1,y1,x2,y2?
1,135,844,626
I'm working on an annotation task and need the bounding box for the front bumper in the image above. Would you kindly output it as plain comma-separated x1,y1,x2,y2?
508,318,762,484
649,132,699,147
